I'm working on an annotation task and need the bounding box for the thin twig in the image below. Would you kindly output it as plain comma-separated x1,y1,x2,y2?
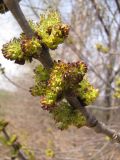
2,128,28,160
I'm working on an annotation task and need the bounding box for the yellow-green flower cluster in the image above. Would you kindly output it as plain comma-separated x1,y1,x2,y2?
30,65,49,96
2,11,69,64
51,102,86,130
30,11,69,49
30,63,98,129
20,34,42,57
75,78,99,106
2,38,24,64
2,36,42,65
41,61,87,109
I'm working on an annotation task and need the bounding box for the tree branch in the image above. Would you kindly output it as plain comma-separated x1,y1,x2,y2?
3,0,34,38
115,0,120,13
90,0,110,38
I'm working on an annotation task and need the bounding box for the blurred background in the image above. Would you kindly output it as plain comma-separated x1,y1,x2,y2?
0,0,120,159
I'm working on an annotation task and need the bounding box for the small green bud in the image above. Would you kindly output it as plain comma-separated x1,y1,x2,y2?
7,134,17,146
96,43,109,54
75,78,99,106
0,119,8,131
51,102,86,130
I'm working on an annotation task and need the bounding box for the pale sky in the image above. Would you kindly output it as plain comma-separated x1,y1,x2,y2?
0,1,36,91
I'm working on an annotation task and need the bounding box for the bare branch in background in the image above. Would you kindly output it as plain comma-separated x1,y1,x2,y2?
90,0,110,38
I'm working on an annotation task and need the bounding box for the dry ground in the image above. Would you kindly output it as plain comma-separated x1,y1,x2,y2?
0,89,120,160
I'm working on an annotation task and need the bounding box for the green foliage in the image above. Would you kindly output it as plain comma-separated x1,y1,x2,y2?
96,43,109,54
75,78,99,106
51,101,86,130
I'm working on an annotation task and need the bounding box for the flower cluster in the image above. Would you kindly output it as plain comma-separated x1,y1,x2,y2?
51,101,86,130
2,12,69,64
75,77,99,106
30,65,49,96
40,60,87,109
30,61,98,129
2,36,42,65
20,34,42,58
30,11,69,49
1,10,99,130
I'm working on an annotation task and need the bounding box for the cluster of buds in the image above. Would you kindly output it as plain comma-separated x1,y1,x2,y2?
30,61,98,129
20,34,42,58
2,38,24,64
2,35,42,65
30,65,49,96
1,10,99,130
2,11,69,64
75,77,99,106
51,102,86,130
30,11,69,49
40,60,87,109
